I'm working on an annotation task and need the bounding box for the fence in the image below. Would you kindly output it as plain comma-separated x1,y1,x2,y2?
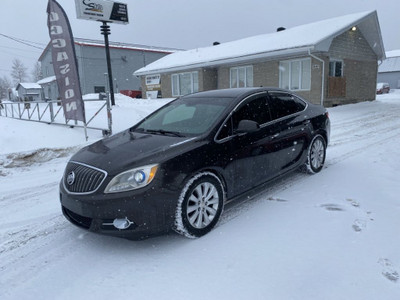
0,97,112,137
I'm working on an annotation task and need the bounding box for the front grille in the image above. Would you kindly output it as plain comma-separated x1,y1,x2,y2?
64,161,107,194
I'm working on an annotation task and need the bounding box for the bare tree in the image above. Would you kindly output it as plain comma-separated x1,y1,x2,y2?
31,62,43,82
11,58,28,85
0,75,12,100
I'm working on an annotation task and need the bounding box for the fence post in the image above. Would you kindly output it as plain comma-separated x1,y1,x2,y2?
49,101,54,122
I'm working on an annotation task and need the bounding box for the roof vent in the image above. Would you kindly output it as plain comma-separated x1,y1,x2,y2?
277,27,286,32
213,41,220,46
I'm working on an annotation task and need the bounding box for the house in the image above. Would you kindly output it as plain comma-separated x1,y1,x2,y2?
16,83,43,102
377,50,400,89
37,76,56,100
38,38,181,99
134,11,385,107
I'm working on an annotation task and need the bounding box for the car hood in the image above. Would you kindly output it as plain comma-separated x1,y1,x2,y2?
70,130,199,175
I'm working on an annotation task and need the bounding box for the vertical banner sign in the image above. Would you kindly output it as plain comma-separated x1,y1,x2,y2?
47,0,85,122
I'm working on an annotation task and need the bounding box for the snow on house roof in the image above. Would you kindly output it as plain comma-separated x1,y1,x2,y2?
17,83,42,90
38,38,182,62
379,50,400,73
73,38,182,54
37,76,56,85
134,10,384,76
385,50,400,58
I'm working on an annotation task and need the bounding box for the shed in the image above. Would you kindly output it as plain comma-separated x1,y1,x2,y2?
377,50,400,89
134,10,385,107
16,83,43,102
37,76,57,100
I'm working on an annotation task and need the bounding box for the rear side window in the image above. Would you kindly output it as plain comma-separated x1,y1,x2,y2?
267,92,306,120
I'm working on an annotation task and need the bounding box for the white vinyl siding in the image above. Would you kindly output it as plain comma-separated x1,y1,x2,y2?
172,72,199,96
279,58,311,91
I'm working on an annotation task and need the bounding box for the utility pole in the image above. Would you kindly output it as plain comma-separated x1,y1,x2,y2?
101,22,116,106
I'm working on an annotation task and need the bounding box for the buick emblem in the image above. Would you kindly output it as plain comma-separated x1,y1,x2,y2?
67,171,76,185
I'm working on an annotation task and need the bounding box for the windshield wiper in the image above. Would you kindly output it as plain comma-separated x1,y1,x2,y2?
143,129,185,137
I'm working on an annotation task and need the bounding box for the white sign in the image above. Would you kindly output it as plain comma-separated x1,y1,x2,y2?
75,0,128,24
146,74,161,85
146,91,159,99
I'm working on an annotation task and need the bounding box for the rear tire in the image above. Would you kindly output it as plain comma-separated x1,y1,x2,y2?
174,172,224,238
304,134,326,174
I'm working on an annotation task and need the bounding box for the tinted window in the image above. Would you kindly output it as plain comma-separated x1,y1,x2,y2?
217,96,271,140
233,96,271,128
268,92,306,120
217,117,233,140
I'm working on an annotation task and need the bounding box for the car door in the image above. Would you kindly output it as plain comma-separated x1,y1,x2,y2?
265,91,310,174
216,93,275,196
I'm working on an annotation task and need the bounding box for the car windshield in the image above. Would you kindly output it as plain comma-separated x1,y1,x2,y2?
133,97,231,137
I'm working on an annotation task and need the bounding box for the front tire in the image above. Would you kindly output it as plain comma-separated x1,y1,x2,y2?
174,172,224,238
305,134,326,173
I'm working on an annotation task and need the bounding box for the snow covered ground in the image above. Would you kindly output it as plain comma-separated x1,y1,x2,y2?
1,92,400,299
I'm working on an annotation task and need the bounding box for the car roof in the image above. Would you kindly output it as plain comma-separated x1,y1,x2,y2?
183,87,290,99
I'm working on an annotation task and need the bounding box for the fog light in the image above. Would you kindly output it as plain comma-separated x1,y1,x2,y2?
113,218,134,230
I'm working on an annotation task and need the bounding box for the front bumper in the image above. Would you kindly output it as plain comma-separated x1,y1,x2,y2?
59,179,179,240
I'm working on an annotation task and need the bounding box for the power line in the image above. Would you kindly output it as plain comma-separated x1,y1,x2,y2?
0,33,45,50
0,45,43,53
0,48,41,61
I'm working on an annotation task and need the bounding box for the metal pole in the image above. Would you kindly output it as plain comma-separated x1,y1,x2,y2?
101,22,115,106
104,73,113,136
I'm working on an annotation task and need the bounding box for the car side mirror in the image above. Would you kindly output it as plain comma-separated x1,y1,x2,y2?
236,119,260,134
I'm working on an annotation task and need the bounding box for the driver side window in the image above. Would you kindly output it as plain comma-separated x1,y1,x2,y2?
217,95,271,140
232,96,271,130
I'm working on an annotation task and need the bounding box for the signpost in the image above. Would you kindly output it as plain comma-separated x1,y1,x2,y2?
75,0,128,106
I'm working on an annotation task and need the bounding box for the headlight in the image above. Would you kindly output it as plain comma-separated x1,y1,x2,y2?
104,164,158,193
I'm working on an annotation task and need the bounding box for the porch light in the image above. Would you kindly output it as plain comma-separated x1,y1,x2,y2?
351,26,357,31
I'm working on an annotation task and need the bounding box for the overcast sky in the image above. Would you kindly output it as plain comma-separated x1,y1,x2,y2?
0,0,399,81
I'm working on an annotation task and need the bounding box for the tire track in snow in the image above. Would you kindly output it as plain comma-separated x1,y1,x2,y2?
0,182,57,207
220,102,400,226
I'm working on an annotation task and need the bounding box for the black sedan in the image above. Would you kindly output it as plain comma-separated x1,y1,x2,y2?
60,88,330,239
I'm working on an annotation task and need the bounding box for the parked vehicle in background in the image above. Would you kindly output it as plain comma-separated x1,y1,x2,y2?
120,90,142,98
59,88,330,240
376,82,390,94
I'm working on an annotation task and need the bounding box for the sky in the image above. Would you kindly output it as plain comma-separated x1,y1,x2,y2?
0,0,399,81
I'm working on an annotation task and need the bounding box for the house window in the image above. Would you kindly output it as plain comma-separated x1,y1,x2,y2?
230,66,253,88
172,72,199,96
329,60,343,77
279,58,311,91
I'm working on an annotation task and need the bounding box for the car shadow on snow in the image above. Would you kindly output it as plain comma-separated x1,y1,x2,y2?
66,168,310,251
